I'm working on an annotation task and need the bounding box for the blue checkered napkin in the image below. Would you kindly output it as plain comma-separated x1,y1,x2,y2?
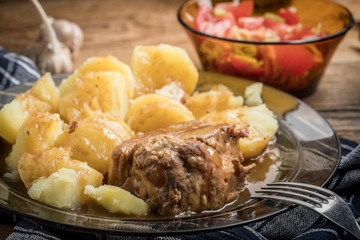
4,138,360,240
0,47,41,90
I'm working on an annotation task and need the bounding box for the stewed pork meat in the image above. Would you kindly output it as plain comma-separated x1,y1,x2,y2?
108,120,256,215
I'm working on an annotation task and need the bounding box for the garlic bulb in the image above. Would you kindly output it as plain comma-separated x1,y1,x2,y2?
26,42,73,74
39,18,84,57
23,0,73,75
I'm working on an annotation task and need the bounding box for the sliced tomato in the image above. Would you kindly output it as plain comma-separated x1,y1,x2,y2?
289,26,315,40
195,5,212,29
195,5,235,37
276,8,299,25
263,17,283,30
238,17,264,30
263,17,314,41
229,55,264,75
273,45,315,75
229,55,254,70
232,1,254,20
195,3,322,42
214,1,254,21
262,18,288,40
194,4,324,80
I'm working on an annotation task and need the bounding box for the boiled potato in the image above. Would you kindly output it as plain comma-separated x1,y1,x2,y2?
0,73,59,144
238,125,271,160
5,112,64,180
0,98,29,144
197,83,233,92
244,82,263,107
55,112,134,174
131,44,198,97
154,82,187,102
59,56,134,99
28,73,60,111
184,87,243,119
18,147,103,190
59,71,130,123
28,168,83,209
84,185,149,216
240,104,278,141
125,93,195,133
201,104,278,159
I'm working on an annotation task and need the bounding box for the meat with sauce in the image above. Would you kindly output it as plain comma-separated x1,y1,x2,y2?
108,120,256,215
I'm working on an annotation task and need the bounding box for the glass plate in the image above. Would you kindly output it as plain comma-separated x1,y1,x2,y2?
0,71,340,235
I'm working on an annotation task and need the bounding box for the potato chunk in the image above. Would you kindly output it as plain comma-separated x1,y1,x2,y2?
154,82,187,102
28,168,82,209
59,71,130,123
131,44,198,97
55,112,134,174
201,104,278,159
244,82,263,107
184,86,243,119
84,185,149,216
18,147,103,190
0,99,28,145
0,73,59,144
125,94,195,133
59,56,134,99
28,73,60,111
5,112,64,180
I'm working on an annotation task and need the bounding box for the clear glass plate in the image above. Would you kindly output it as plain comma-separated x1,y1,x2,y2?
0,72,340,235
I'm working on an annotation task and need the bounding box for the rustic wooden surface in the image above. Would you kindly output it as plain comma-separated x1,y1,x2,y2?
0,0,359,238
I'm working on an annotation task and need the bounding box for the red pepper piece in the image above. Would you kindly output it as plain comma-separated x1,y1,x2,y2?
276,8,300,25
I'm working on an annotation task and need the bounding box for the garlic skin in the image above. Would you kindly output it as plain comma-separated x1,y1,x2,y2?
39,18,84,57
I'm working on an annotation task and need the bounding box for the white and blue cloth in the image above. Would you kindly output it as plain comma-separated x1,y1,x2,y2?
0,47,359,240
0,47,40,90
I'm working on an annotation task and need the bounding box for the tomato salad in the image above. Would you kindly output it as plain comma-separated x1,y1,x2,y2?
195,1,325,41
193,1,327,93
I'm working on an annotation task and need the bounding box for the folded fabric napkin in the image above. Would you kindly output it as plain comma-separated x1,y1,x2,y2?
0,49,359,240
0,47,40,90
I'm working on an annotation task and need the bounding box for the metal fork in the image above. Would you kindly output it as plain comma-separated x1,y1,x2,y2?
251,182,360,239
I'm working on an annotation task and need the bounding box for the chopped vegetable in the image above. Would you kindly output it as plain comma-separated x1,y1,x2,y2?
195,1,324,42
194,1,327,92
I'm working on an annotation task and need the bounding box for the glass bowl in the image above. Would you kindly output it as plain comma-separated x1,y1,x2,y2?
178,0,354,97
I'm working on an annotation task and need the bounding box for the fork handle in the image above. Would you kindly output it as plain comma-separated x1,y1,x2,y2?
324,206,360,240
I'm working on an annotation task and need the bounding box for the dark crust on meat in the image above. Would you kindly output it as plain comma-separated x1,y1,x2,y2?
109,120,255,215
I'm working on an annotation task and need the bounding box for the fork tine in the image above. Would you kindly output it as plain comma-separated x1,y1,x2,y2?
260,186,330,203
267,182,335,198
251,192,317,209
254,189,323,207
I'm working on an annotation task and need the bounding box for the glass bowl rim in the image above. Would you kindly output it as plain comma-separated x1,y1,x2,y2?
177,0,355,45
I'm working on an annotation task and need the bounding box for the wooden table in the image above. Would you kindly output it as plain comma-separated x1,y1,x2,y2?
0,0,359,238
